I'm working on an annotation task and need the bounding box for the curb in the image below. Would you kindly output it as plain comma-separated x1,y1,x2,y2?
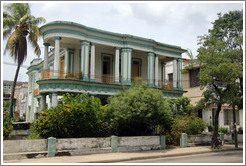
84,148,243,163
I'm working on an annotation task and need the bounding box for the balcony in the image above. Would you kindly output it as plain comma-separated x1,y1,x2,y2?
37,69,185,98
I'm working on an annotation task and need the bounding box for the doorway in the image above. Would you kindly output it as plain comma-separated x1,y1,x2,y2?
59,56,65,78
102,54,112,83
132,59,141,81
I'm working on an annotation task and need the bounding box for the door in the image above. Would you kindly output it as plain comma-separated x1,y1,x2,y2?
59,56,65,79
132,61,140,80
102,56,111,83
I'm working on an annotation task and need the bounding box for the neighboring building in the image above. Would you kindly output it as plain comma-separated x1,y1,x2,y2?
14,83,28,120
26,21,186,122
3,80,28,120
166,59,243,129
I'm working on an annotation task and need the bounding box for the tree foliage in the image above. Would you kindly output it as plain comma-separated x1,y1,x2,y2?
197,10,243,148
32,93,106,138
3,113,13,139
104,82,173,136
3,3,45,118
165,96,194,116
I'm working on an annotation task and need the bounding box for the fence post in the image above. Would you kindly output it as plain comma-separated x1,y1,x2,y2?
48,137,56,157
180,133,188,148
160,135,166,150
111,135,118,152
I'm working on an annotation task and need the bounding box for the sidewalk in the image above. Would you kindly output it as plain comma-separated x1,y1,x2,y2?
4,143,243,163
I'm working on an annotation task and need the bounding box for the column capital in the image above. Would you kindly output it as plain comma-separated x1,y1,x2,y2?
173,57,179,60
115,47,121,50
155,54,160,57
43,42,50,46
54,37,62,40
147,52,155,56
81,40,90,45
91,42,97,46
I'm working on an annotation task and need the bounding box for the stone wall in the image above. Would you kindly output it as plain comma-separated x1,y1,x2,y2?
118,136,161,152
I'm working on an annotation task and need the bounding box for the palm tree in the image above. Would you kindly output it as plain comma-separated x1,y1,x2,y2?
3,3,45,118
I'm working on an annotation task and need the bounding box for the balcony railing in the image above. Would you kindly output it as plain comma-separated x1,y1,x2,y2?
41,70,175,90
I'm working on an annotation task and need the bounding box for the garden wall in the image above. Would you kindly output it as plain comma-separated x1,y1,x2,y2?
3,135,165,160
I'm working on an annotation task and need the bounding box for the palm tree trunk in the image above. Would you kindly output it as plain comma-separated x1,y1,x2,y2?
9,63,21,118
211,103,221,148
232,104,238,148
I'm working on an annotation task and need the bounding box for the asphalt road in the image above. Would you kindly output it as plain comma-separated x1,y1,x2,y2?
121,150,243,163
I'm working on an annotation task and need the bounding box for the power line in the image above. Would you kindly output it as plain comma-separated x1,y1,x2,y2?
3,62,29,68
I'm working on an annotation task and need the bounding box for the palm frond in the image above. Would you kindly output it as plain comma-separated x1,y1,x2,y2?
28,24,41,56
28,16,46,25
4,28,22,56
3,28,12,39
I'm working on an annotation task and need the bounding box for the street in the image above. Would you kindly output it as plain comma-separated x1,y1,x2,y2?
120,150,243,163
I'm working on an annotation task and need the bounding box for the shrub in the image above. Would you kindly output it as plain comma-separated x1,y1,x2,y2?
208,125,214,132
105,80,173,136
32,93,106,138
12,122,31,130
3,112,13,139
238,126,243,134
218,127,229,134
168,115,207,145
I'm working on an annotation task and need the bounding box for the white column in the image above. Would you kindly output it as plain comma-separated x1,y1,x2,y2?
173,58,178,89
115,47,120,84
81,40,90,81
64,49,69,76
155,55,159,87
178,58,183,89
43,43,50,70
162,62,166,82
40,95,46,111
53,37,61,78
51,92,58,107
121,48,132,85
147,52,155,87
90,43,96,82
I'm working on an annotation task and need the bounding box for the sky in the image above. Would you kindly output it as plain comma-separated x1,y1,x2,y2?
1,1,244,82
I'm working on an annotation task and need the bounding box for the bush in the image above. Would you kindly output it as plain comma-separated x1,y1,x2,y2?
3,112,13,139
168,115,207,145
218,127,229,134
105,80,173,136
12,122,31,130
238,126,243,134
32,93,106,138
208,125,214,132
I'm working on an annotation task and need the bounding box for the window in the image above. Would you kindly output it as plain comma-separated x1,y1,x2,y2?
168,73,173,82
189,68,200,87
4,84,11,89
224,109,239,125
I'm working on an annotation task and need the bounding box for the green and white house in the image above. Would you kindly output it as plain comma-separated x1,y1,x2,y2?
27,21,186,122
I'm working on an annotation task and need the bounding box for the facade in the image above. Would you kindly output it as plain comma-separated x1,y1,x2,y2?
3,81,28,120
166,59,243,129
27,21,186,122
14,83,28,120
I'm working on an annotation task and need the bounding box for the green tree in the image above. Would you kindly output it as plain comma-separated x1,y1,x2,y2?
3,3,45,118
197,10,243,148
105,81,173,136
166,96,194,116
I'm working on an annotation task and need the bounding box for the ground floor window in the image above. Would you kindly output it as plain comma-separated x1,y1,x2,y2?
224,109,239,125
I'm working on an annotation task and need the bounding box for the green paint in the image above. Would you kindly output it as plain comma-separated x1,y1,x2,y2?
40,21,185,53
160,135,166,150
48,137,56,157
111,136,118,152
180,133,188,148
